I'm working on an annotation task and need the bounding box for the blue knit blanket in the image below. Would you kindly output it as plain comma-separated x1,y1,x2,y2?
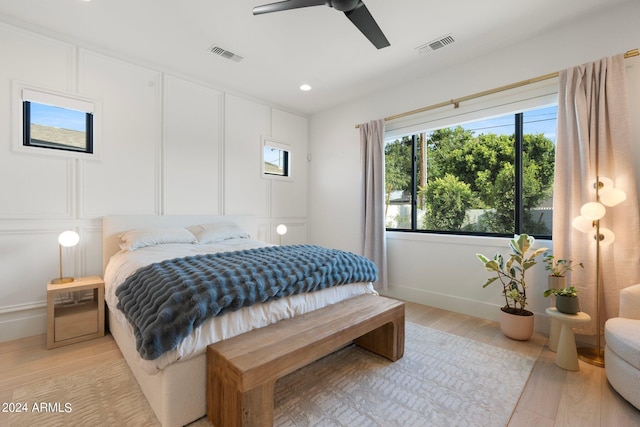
115,244,378,360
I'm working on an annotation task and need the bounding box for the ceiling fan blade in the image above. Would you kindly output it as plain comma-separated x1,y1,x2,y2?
344,1,390,49
253,0,327,15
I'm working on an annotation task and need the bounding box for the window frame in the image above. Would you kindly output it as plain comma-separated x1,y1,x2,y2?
385,93,558,240
22,100,94,154
12,81,101,160
261,138,292,180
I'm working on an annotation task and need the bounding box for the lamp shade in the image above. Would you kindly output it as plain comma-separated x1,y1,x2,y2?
52,230,79,284
572,215,594,233
580,202,606,220
276,224,288,236
597,227,616,246
596,177,614,192
599,188,627,207
58,230,80,247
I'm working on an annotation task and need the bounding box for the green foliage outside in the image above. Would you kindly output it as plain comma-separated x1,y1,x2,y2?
384,126,555,234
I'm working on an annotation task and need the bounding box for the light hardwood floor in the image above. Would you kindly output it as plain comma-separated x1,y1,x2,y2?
1,301,638,427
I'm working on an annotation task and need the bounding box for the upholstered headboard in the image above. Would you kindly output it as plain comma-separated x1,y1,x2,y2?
102,215,257,273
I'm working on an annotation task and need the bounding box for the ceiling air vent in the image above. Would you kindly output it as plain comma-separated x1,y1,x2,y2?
208,44,244,62
416,34,455,54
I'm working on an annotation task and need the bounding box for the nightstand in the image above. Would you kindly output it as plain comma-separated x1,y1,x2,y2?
47,275,105,349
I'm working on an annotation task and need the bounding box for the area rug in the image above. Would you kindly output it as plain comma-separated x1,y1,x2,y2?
9,322,537,427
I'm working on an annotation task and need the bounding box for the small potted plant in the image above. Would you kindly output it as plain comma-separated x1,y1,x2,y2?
543,253,583,291
544,286,580,314
477,234,548,340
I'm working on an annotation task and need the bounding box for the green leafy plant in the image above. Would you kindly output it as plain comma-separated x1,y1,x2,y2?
543,253,583,277
476,234,548,315
543,286,578,298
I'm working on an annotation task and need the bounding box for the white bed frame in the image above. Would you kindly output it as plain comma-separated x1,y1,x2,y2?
102,215,257,427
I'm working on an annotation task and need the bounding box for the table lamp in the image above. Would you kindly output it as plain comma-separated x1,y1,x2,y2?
276,224,287,245
51,230,80,284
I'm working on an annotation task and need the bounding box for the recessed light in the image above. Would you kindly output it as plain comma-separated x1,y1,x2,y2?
299,84,312,91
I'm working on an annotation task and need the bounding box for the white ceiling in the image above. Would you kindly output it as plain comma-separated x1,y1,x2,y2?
0,0,628,115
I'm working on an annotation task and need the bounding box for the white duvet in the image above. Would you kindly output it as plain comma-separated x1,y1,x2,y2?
103,238,377,374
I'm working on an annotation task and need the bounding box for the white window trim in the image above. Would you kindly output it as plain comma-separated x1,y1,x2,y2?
12,81,102,160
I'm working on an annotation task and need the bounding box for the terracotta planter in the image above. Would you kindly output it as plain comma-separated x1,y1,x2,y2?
500,307,534,341
547,275,567,291
556,295,580,314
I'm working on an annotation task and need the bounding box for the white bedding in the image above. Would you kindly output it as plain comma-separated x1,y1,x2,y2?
104,238,377,374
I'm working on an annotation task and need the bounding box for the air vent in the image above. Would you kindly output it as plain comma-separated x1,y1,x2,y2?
208,44,244,62
416,34,455,54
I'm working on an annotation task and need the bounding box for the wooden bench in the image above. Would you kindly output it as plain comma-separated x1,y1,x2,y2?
206,294,405,427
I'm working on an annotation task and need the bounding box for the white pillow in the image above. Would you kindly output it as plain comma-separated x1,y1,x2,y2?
188,221,250,244
119,227,197,251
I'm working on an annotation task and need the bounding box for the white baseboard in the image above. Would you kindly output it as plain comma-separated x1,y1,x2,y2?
380,284,551,335
0,302,46,343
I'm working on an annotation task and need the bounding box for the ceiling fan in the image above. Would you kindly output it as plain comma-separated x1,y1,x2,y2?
253,0,390,49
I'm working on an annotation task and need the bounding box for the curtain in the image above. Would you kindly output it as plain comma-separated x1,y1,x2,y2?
554,54,640,335
360,119,388,290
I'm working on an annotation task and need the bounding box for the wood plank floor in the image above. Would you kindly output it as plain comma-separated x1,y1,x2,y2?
1,301,638,427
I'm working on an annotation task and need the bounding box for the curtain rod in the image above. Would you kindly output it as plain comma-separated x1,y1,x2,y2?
355,48,639,129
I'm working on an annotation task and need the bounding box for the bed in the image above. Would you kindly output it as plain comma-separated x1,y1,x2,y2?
101,215,379,427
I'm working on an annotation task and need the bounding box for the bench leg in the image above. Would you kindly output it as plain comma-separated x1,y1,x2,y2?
208,368,275,427
354,315,405,361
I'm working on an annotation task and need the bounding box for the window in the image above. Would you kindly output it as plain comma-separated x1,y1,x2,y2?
23,101,93,153
384,105,557,238
12,82,100,160
262,139,291,178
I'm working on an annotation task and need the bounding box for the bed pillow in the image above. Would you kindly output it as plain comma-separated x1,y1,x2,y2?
119,227,197,251
188,221,251,244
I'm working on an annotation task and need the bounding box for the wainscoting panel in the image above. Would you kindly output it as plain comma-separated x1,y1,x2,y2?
0,23,77,220
0,22,310,343
269,109,309,220
224,94,270,217
163,76,223,215
78,50,162,218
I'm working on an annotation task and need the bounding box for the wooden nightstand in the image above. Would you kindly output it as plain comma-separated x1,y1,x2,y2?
47,275,105,349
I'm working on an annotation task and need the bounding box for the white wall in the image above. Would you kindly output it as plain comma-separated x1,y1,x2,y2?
0,22,308,342
307,0,640,333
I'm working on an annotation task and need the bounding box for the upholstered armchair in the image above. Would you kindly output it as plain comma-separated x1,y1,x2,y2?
604,284,640,409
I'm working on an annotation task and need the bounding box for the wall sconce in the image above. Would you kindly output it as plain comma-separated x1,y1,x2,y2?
571,176,626,367
276,224,287,246
51,230,80,284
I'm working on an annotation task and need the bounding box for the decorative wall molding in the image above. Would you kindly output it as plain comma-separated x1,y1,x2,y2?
0,21,308,344
0,302,46,343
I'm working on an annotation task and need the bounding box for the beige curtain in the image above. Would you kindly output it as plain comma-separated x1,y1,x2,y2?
360,119,388,290
554,54,640,335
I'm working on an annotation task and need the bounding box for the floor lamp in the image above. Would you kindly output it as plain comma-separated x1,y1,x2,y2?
571,176,626,367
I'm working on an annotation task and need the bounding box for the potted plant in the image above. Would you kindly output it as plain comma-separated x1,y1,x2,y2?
544,286,580,314
543,253,583,291
477,234,548,340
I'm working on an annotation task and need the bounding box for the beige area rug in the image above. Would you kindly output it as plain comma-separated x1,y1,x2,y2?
10,323,537,427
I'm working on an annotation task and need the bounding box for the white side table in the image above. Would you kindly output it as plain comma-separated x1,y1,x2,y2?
546,307,591,371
